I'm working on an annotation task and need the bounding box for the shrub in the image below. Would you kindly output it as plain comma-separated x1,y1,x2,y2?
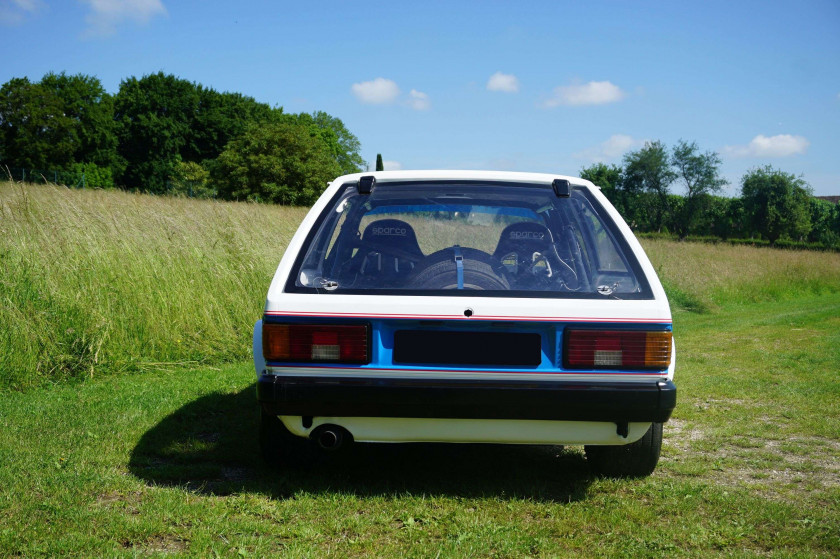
168,161,216,199
62,162,114,189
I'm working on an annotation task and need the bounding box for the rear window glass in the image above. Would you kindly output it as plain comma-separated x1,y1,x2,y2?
287,181,651,299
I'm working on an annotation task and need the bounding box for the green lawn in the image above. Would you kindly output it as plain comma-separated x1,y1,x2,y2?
2,295,838,557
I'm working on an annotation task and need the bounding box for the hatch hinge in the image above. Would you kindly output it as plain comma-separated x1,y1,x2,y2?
358,175,376,194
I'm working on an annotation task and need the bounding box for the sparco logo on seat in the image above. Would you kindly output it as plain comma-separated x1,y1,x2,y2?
373,227,407,236
511,231,545,240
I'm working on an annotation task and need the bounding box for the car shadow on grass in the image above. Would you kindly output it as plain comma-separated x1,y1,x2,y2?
128,384,595,503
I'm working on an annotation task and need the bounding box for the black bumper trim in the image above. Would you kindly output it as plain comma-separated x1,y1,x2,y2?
257,375,677,423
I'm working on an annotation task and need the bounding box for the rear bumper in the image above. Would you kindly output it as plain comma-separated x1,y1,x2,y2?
257,374,677,423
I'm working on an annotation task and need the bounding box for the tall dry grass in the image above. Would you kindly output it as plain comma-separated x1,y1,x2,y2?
0,181,307,389
641,238,840,311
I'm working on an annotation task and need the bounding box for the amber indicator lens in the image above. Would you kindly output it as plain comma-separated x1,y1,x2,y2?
565,329,672,369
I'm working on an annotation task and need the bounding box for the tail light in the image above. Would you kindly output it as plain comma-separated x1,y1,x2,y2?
565,329,671,369
263,323,369,364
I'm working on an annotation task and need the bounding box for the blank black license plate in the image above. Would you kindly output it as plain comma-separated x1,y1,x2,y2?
393,330,541,367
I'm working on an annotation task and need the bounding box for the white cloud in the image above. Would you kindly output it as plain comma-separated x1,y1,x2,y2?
352,80,430,109
486,72,519,93
407,89,430,110
573,134,645,162
723,134,810,158
80,0,166,37
0,0,42,25
382,160,402,171
543,80,625,107
351,77,400,105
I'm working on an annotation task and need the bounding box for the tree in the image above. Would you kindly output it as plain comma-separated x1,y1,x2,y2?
670,140,727,238
169,161,214,199
281,111,364,175
622,141,675,231
188,88,281,164
212,121,342,205
62,162,115,189
114,73,287,192
309,111,364,175
702,195,745,240
0,77,75,169
114,73,201,192
376,153,384,172
39,72,118,171
579,162,622,210
740,166,812,244
807,198,839,247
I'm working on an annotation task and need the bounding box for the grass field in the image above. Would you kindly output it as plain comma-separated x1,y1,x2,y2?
0,181,307,389
1,182,839,556
4,181,839,390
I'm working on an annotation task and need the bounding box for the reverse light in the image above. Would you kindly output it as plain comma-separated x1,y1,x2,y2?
263,323,369,364
564,329,672,369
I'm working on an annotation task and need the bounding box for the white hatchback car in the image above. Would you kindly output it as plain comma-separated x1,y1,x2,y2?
254,171,676,477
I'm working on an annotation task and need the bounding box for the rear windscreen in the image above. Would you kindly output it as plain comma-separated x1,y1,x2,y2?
287,181,651,299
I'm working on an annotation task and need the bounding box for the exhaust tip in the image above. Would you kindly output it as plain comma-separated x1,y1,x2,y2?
313,425,350,451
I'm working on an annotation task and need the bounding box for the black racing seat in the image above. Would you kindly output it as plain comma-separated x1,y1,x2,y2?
493,221,580,289
493,221,555,276
351,219,425,285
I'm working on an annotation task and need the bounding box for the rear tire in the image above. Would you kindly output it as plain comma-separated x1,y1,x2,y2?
259,408,317,468
584,422,663,478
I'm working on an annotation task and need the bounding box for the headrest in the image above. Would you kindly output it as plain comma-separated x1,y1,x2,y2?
493,221,553,257
361,219,423,256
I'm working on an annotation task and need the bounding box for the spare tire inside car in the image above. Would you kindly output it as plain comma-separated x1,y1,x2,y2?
407,247,510,290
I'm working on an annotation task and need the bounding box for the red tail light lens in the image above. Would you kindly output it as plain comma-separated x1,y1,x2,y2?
263,323,369,364
565,329,672,369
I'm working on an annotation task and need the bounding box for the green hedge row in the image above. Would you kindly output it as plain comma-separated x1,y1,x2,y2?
636,232,840,253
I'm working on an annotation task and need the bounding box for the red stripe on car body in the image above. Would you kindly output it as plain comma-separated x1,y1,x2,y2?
264,310,671,324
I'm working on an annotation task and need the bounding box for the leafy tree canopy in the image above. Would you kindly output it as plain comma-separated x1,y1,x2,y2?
741,165,812,244
670,139,727,238
621,141,676,231
188,87,282,163
579,162,622,203
0,77,76,169
212,121,342,205
1,71,365,197
114,72,286,192
807,198,840,246
281,111,364,175
40,72,118,170
114,73,199,192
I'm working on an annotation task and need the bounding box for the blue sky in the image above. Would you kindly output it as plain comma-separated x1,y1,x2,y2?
1,0,839,195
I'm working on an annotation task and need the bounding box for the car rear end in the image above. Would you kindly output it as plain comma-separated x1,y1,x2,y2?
253,171,676,475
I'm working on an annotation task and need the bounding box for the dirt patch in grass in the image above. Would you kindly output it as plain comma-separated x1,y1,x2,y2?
661,418,705,454
662,419,840,496
125,534,188,555
96,490,143,514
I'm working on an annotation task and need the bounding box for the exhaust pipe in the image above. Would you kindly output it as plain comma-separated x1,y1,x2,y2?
313,425,350,451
